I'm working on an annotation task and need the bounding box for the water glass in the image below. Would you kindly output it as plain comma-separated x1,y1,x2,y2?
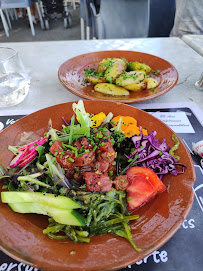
0,47,30,107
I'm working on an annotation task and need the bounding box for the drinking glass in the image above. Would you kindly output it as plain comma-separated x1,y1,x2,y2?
0,47,30,107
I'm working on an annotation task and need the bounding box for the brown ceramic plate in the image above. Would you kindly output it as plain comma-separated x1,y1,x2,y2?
58,51,178,103
0,101,195,271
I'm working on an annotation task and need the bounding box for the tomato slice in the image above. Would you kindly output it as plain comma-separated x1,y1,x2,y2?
126,175,157,211
126,166,167,211
127,167,166,193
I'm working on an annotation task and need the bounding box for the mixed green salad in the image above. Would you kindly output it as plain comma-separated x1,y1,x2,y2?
0,100,185,251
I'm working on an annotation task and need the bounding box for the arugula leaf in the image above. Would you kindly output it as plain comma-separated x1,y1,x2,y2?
110,117,125,134
36,145,44,158
69,115,75,145
72,100,92,128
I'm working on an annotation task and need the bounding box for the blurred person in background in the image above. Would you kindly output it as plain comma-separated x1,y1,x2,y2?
16,8,26,18
30,0,39,24
16,1,38,23
170,0,203,37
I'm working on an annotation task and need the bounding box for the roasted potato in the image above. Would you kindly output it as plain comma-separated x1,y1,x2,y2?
144,78,159,89
97,58,127,83
94,83,129,96
84,57,160,96
128,61,151,73
116,71,145,86
86,76,107,85
104,58,127,83
124,81,147,92
97,58,112,74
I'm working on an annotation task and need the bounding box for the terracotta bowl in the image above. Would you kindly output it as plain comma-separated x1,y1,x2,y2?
58,51,178,103
0,101,195,271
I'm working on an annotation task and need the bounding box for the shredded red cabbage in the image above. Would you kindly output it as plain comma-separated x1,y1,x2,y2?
126,127,186,179
62,116,70,126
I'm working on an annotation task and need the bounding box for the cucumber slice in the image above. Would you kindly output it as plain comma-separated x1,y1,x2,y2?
1,191,81,209
9,202,47,215
9,202,86,226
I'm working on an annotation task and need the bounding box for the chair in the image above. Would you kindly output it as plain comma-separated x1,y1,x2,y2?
39,0,72,30
90,0,150,39
71,0,76,10
0,0,44,37
0,0,10,37
149,0,176,37
80,0,100,40
7,8,18,20
80,0,92,40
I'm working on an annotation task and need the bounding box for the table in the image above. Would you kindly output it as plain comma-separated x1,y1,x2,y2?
0,37,203,271
182,34,203,57
0,37,202,114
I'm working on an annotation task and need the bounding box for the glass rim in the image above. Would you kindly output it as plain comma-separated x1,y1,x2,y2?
0,47,18,63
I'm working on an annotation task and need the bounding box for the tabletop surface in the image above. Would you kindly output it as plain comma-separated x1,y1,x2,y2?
0,37,202,112
182,34,203,57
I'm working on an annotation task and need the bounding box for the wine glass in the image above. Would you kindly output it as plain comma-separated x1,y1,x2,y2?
0,47,30,107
